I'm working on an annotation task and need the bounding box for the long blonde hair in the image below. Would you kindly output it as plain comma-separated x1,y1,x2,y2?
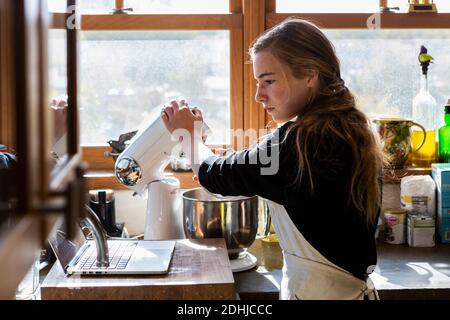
250,18,386,227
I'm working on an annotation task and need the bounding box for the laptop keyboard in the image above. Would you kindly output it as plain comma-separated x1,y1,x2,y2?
78,241,138,270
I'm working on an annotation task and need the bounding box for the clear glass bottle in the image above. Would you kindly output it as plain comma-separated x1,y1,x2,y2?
438,100,450,163
15,249,41,300
257,198,278,243
411,72,437,168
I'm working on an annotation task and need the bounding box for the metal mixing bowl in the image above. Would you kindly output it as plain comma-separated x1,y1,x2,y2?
182,188,259,258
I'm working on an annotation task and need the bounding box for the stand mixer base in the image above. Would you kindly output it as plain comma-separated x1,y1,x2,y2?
230,252,257,273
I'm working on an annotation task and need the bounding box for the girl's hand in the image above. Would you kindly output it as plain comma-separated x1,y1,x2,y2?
193,175,200,185
161,99,203,143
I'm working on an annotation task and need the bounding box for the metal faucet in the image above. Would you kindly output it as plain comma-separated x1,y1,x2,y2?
80,205,109,268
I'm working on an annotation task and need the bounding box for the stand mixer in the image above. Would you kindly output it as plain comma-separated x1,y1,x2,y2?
114,111,258,272
114,113,184,240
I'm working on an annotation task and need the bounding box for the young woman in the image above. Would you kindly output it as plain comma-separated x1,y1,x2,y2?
161,18,385,300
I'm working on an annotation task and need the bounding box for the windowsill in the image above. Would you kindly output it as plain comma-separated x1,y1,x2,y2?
383,167,431,184
84,168,199,190
81,144,230,190
85,166,432,189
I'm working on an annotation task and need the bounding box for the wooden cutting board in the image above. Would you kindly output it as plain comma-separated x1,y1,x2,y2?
41,238,235,300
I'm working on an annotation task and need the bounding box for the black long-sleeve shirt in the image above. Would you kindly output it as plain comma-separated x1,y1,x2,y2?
198,121,378,280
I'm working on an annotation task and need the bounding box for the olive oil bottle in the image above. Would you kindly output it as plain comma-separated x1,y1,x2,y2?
412,45,438,168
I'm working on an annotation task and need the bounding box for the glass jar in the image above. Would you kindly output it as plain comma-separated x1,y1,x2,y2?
257,198,279,243
15,250,41,300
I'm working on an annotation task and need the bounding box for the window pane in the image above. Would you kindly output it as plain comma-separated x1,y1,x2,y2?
388,0,450,13
277,0,378,13
48,0,229,13
48,30,67,104
48,0,115,13
48,29,69,162
126,0,229,14
324,29,450,123
79,31,230,145
48,0,66,13
277,0,450,13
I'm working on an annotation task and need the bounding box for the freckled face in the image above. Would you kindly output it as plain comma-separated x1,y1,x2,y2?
253,50,312,124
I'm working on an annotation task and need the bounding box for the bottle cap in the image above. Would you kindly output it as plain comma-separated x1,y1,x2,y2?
445,105,450,114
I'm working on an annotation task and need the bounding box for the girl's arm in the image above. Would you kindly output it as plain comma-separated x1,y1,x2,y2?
161,99,292,204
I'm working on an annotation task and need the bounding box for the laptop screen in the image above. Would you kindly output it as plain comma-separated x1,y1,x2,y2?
48,219,87,273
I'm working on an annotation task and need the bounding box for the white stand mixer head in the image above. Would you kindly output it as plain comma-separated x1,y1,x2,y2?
114,114,179,196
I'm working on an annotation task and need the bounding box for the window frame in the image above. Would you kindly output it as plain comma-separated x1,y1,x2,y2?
78,13,242,166
51,0,449,188
269,0,450,181
49,0,246,189
267,12,450,29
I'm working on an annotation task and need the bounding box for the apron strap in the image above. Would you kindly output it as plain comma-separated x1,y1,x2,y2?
362,276,380,300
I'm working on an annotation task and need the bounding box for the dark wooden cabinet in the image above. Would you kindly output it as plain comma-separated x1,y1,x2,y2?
0,0,84,299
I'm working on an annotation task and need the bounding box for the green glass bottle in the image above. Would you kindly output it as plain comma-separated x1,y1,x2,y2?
438,99,450,163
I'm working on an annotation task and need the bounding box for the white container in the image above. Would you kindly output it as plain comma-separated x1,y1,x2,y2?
400,175,436,217
407,214,435,247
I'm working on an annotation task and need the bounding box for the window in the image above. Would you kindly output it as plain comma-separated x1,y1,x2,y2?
277,0,378,13
48,0,114,13
48,0,229,13
325,29,450,120
45,0,450,187
79,31,230,145
272,1,450,124
125,0,229,14
51,1,244,186
387,0,450,12
48,29,69,161
48,29,67,101
276,0,450,13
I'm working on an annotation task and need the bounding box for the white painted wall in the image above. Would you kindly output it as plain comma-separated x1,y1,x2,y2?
382,183,401,209
114,190,146,237
114,189,187,237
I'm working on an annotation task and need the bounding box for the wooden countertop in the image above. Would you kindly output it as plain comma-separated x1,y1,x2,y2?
234,237,282,300
234,238,450,300
372,242,450,299
41,238,235,300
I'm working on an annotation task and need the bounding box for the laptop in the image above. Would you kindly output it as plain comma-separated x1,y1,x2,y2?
48,219,176,275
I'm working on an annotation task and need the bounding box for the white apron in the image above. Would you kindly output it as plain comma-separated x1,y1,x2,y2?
263,199,379,300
